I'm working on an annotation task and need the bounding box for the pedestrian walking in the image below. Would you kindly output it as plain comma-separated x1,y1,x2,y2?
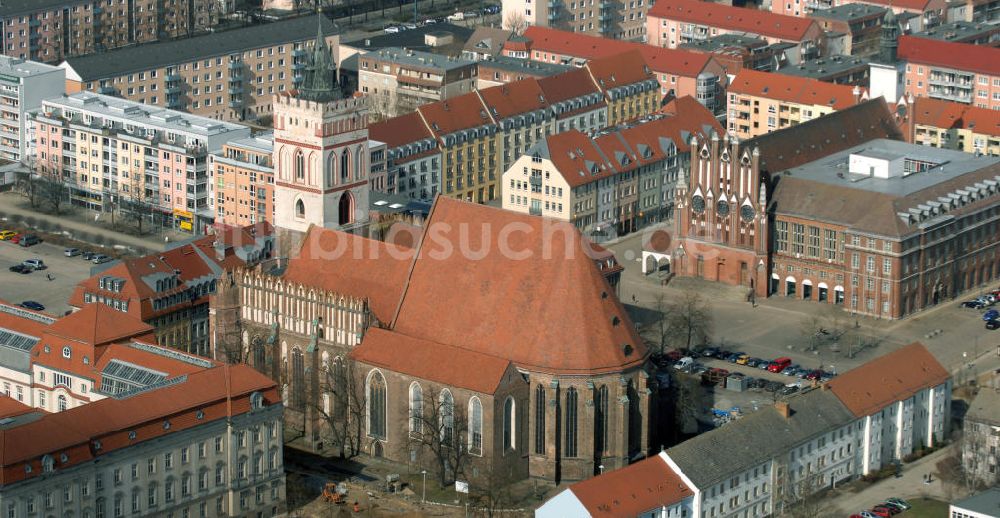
631,294,637,303
46,273,53,281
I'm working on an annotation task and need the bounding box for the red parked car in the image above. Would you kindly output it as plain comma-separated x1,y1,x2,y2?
869,507,892,518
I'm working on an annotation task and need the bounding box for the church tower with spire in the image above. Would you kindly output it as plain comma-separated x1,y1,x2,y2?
272,13,371,250
869,8,906,103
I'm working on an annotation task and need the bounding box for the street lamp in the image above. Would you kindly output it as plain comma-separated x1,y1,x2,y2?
421,470,427,503
598,464,605,475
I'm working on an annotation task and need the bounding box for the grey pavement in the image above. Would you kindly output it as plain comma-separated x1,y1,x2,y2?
0,240,95,315
829,444,954,515
0,192,186,254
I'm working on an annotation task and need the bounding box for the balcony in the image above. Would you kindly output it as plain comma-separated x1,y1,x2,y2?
228,61,242,70
166,73,181,82
292,49,307,58
228,85,243,95
529,205,542,216
164,84,181,95
292,61,306,71
228,98,244,109
98,86,116,95
529,175,542,187
166,96,183,109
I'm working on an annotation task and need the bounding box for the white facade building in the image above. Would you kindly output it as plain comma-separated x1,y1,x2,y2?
0,56,65,162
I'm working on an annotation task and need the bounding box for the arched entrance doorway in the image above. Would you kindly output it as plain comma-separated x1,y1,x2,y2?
338,191,354,226
818,282,829,302
834,285,845,304
802,279,813,300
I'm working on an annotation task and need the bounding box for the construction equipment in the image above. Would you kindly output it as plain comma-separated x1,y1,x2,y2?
322,482,347,504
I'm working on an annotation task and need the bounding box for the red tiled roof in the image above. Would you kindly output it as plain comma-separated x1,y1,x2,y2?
0,302,53,338
522,26,715,77
827,342,950,417
0,365,277,485
369,111,434,148
913,96,1000,136
568,452,693,516
649,0,819,41
350,328,512,394
537,67,603,105
417,92,492,137
45,303,153,346
0,396,37,420
899,35,1000,77
390,197,646,375
478,78,549,119
585,49,655,91
283,226,414,323
729,69,862,109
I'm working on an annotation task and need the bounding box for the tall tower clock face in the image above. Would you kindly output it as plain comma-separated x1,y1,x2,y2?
691,195,706,214
716,199,730,217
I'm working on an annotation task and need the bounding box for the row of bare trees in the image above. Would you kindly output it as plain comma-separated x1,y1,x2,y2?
649,288,714,355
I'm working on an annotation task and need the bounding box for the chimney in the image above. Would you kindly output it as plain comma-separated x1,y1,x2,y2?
775,401,792,418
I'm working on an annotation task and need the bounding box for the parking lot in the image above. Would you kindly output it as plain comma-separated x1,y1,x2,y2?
0,239,101,316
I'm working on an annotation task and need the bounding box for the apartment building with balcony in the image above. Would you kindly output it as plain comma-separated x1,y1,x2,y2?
32,92,249,233
369,112,442,201
210,134,275,228
0,56,64,162
540,343,951,518
357,47,477,118
898,35,1000,110
810,4,886,57
912,20,1000,45
680,34,790,73
909,97,1000,156
0,0,219,64
59,16,339,122
501,0,650,41
775,54,872,86
773,0,944,28
727,69,865,139
963,389,1000,487
512,26,728,115
476,56,570,89
648,0,825,64
502,96,721,236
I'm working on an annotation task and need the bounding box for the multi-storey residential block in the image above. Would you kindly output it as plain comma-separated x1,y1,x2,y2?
0,0,219,64
810,4,886,57
503,96,721,236
210,134,275,228
502,0,650,41
0,56,64,162
769,139,1000,318
357,47,477,118
476,56,571,89
726,69,865,139
898,36,1000,110
648,0,824,63
68,228,273,356
462,27,515,61
369,111,442,200
774,0,945,29
950,488,1000,518
32,92,249,232
512,26,728,115
963,389,1000,487
909,97,1000,155
540,342,951,518
59,15,339,122
680,34,789,74
775,54,872,86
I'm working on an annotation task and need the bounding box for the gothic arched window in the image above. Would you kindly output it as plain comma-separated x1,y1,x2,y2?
534,385,545,455
469,397,483,455
408,382,423,435
294,150,305,180
595,385,609,455
295,199,305,219
565,388,578,458
367,371,387,440
291,349,305,409
440,389,454,446
503,396,516,451
340,150,350,183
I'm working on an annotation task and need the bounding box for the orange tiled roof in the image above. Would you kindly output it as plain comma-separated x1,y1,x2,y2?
826,342,950,417
370,111,434,148
0,365,277,485
899,35,1000,78
568,452,693,516
44,303,153,346
913,97,1000,136
417,91,492,137
478,79,549,119
283,226,414,323
649,0,819,41
521,26,715,77
585,49,656,91
729,69,862,109
0,396,37,420
351,328,512,394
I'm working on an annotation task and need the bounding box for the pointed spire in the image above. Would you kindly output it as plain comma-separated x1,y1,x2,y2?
298,11,341,103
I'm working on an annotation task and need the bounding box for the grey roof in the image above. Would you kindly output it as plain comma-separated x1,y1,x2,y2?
478,55,572,76
363,47,476,72
343,23,475,54
462,27,514,57
966,388,1000,426
809,3,887,21
952,488,1000,516
776,54,869,80
0,55,62,78
0,0,75,17
912,21,1000,42
62,16,338,81
667,388,856,488
679,33,773,52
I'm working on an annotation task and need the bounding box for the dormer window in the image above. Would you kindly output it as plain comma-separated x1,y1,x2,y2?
250,391,265,411
41,454,54,473
62,346,71,359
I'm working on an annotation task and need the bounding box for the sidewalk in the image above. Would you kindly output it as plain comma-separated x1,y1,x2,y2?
830,445,954,514
0,192,188,254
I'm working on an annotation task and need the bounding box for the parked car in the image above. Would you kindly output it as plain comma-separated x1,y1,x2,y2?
91,254,111,264
18,234,39,247
22,259,45,270
383,25,401,33
986,319,1000,330
859,512,880,518
726,352,745,363
768,357,792,373
691,363,708,375
984,309,1000,321
19,301,44,311
758,360,772,370
8,264,32,274
701,347,719,358
876,503,903,514
674,357,694,371
735,354,750,365
884,498,910,510
64,247,81,257
0,230,17,240
713,349,730,360
871,506,897,517
963,299,987,309
783,365,801,376
745,357,761,368
805,369,823,381
779,384,799,396
9,234,21,244
81,251,95,261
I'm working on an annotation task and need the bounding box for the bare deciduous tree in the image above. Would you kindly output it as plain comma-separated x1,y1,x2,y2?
667,288,712,352
119,186,156,235
503,10,529,34
408,386,472,487
316,358,367,459
367,91,399,123
469,459,517,518
37,173,68,215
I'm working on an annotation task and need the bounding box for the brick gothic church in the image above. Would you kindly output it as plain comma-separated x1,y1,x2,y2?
672,131,769,297
210,24,653,485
